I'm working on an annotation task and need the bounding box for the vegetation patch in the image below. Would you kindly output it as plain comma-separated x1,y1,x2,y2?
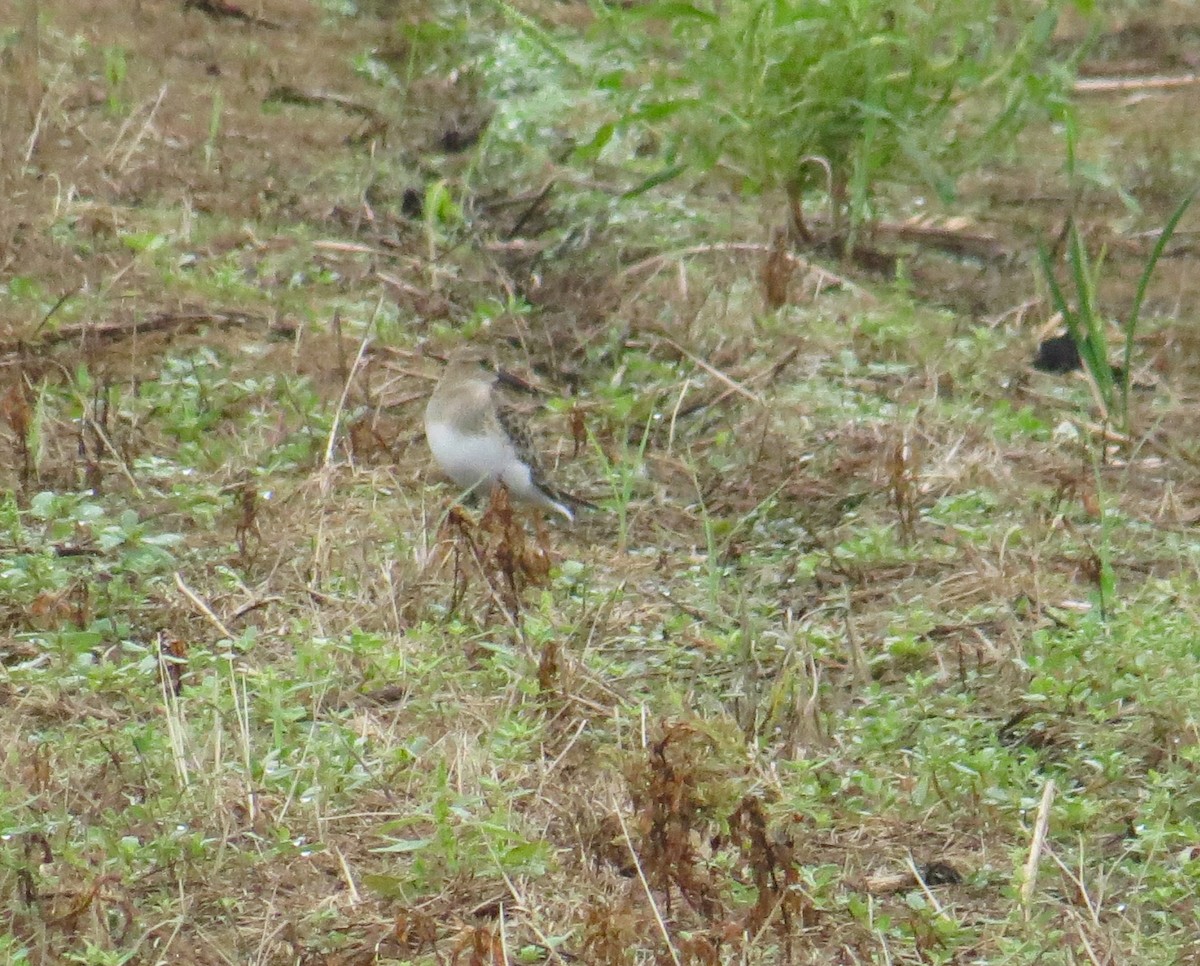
2,0,1200,963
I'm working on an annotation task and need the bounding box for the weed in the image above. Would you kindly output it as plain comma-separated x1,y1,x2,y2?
625,723,734,919
1037,187,1195,436
2,1,1200,962
602,0,1073,237
101,45,127,116
439,487,552,622
886,430,920,543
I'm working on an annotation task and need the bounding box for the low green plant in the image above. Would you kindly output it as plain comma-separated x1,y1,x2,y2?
1037,188,1195,436
600,0,1075,237
64,942,136,966
102,45,127,116
591,408,652,555
370,760,552,894
0,934,31,964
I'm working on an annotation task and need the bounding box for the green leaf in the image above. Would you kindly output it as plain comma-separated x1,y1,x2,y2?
575,122,615,161
361,873,410,899
120,231,167,254
6,276,43,301
1121,188,1196,419
631,99,688,123
621,163,688,197
372,837,435,853
29,492,57,519
626,1,720,23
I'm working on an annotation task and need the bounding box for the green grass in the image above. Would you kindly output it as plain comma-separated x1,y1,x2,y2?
592,0,1075,235
2,0,1200,963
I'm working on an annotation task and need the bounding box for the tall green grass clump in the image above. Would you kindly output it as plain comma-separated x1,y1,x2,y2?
606,0,1076,238
1037,188,1194,436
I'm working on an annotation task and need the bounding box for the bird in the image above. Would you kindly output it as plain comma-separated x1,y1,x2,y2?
424,349,593,523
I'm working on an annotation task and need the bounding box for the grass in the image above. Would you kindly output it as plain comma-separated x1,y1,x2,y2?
1036,115,1197,438
591,0,1073,238
2,1,1200,964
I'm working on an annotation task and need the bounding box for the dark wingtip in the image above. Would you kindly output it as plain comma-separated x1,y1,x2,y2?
539,484,599,522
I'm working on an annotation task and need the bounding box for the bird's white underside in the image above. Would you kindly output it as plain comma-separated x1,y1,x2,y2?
425,420,573,521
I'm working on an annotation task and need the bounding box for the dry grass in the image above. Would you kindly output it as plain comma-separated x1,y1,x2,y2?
2,1,1200,964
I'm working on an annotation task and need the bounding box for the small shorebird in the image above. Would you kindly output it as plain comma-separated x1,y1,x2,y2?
424,349,592,522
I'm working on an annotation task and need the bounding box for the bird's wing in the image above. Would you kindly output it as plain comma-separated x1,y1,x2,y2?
494,395,596,511
495,396,546,478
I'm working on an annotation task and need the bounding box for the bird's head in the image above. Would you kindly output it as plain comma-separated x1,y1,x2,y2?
441,345,494,376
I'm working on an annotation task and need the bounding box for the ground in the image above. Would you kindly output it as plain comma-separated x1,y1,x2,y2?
2,0,1200,964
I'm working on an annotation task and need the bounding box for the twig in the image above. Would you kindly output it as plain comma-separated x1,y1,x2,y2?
486,845,571,966
861,870,918,895
184,0,281,29
652,333,764,405
322,300,379,470
904,855,946,916
1077,418,1129,446
332,846,362,906
1020,779,1056,918
174,572,235,640
115,84,169,173
505,179,555,239
873,220,1009,262
666,376,692,453
81,415,144,498
985,298,1041,330
1074,925,1105,966
33,284,83,336
315,240,393,257
1074,73,1200,94
23,66,67,166
0,310,266,357
671,346,800,421
265,85,385,125
613,801,683,966
537,719,588,792
844,586,869,685
1047,847,1101,929
619,242,873,301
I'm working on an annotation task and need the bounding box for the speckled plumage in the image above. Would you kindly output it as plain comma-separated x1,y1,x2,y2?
424,352,589,522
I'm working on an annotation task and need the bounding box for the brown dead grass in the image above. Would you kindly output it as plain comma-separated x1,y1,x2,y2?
3,1,1200,963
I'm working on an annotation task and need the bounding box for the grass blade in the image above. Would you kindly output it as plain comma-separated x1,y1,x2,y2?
1120,188,1196,420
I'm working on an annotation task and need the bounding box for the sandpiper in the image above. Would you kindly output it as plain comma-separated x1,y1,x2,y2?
424,350,592,522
